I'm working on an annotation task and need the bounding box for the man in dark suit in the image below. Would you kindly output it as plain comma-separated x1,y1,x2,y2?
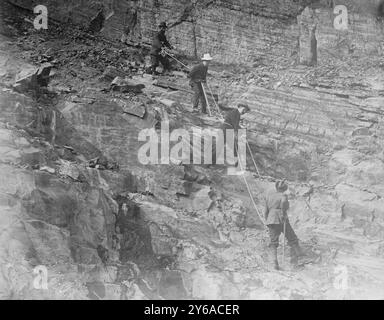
150,22,173,74
188,53,213,113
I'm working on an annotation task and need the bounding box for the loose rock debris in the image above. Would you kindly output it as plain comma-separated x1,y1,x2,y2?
0,0,384,300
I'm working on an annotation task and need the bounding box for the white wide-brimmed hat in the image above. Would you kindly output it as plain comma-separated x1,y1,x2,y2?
201,53,213,61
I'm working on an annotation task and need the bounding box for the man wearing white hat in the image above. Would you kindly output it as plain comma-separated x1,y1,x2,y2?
188,53,213,114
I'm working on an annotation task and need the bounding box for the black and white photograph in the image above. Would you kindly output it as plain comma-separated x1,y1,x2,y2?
0,0,383,304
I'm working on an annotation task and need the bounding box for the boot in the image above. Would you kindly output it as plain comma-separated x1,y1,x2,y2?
269,246,279,270
163,69,172,76
150,66,160,76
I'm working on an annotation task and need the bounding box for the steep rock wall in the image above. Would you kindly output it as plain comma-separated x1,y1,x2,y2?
299,0,384,65
8,0,315,64
7,0,384,64
2,2,384,299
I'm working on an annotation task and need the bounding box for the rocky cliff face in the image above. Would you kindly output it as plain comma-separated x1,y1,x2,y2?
7,0,384,64
299,0,384,64
8,0,317,63
1,0,384,300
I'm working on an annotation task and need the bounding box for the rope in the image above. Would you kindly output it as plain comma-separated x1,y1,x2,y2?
206,83,224,118
161,48,266,228
208,86,262,180
206,85,263,182
162,49,190,70
282,219,286,268
203,83,265,227
200,82,212,116
238,167,267,228
233,133,267,228
246,141,261,178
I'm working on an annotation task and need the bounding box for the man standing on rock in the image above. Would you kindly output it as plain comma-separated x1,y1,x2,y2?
188,53,213,113
150,22,174,75
264,180,305,270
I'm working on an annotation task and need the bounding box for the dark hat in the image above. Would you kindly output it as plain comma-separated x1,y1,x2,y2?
275,180,288,192
159,22,167,29
238,103,250,112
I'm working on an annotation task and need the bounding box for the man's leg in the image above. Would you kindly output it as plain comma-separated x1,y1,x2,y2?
213,124,227,165
198,83,207,114
223,125,239,167
159,56,171,72
151,55,160,74
191,82,200,111
267,224,282,270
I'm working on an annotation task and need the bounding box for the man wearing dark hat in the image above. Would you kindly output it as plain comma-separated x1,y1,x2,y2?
150,22,174,75
222,103,250,133
212,103,250,165
264,180,304,270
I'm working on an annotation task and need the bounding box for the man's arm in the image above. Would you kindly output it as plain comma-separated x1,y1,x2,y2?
233,111,241,131
162,33,172,49
159,33,172,49
282,195,289,220
164,38,172,49
188,64,202,81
